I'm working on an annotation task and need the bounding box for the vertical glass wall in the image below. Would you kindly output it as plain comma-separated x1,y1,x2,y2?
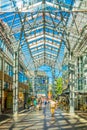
83,55,87,91
0,38,13,60
19,64,28,84
9,65,13,77
19,72,28,84
4,61,13,77
77,57,83,90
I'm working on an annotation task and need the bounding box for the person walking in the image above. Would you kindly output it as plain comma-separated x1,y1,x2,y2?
38,97,42,110
50,99,56,117
33,98,37,110
42,98,47,116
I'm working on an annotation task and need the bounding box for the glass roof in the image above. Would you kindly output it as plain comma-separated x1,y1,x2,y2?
0,0,86,76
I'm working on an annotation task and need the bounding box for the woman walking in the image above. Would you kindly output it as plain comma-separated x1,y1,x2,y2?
50,99,56,117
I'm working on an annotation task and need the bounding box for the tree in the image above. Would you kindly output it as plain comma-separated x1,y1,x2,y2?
29,81,33,92
55,77,63,96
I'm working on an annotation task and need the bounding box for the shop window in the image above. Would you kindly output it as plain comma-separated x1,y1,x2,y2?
6,92,13,109
4,62,13,76
9,65,13,77
4,62,9,75
78,85,82,90
4,82,9,90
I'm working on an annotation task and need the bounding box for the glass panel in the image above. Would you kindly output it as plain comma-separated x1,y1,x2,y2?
4,82,9,90
4,62,9,75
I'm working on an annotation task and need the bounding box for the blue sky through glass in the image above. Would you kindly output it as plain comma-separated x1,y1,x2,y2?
38,64,62,84
38,65,52,84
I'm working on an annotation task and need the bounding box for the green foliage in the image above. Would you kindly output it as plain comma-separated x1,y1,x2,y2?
27,97,31,104
55,77,63,95
29,81,32,87
28,81,33,92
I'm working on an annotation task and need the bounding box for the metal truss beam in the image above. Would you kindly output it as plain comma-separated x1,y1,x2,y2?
27,33,61,43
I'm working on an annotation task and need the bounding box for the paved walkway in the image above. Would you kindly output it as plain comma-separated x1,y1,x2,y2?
0,106,87,130
0,114,11,123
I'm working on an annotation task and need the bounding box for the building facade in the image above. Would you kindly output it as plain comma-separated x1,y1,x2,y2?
0,19,29,114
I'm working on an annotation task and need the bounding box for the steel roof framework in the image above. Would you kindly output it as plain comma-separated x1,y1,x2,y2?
0,0,84,73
